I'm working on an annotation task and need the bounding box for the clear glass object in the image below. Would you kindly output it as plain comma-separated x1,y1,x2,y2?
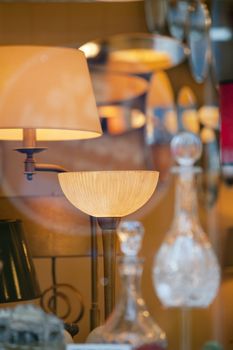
0,309,12,350
167,0,189,41
45,313,66,350
99,221,167,349
5,304,65,350
153,132,220,307
187,1,211,83
7,305,46,350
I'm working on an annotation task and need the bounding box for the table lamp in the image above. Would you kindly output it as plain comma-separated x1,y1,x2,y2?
0,45,102,179
58,170,159,320
0,44,103,326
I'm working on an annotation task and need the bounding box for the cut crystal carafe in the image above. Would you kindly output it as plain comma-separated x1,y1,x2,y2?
101,221,167,349
153,132,220,307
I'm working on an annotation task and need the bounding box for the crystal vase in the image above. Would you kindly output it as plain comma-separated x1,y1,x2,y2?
101,255,166,348
153,132,220,308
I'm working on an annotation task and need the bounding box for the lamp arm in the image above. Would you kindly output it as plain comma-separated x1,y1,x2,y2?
35,163,68,173
15,147,68,180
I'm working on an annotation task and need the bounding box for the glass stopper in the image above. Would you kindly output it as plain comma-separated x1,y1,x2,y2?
171,131,202,166
117,221,144,257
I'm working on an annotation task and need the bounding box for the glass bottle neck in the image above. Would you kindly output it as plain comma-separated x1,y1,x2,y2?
117,257,144,321
173,171,200,229
118,256,143,292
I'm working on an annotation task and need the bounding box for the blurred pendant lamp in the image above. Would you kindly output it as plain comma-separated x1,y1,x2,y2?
80,32,186,172
80,33,186,81
0,220,40,303
82,33,180,136
80,31,186,140
80,29,186,144
0,45,102,179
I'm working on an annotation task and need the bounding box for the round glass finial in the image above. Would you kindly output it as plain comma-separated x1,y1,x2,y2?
171,131,202,166
117,221,144,257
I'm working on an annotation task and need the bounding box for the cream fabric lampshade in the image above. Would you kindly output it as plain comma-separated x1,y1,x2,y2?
58,170,159,217
0,46,102,141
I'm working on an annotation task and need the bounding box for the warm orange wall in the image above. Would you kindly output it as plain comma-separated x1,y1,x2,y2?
0,2,232,350
0,2,147,46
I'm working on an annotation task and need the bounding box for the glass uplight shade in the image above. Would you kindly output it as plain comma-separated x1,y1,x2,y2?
0,46,102,141
58,171,159,217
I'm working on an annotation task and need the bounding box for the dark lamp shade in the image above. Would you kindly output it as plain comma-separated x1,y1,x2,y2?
0,220,41,303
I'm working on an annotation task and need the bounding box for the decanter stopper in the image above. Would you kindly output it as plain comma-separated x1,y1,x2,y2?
171,131,202,167
117,220,144,257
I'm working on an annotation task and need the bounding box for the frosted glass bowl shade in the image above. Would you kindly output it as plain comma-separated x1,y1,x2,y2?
58,171,159,217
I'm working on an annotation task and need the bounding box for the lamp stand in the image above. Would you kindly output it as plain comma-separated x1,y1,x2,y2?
97,217,121,320
90,216,100,330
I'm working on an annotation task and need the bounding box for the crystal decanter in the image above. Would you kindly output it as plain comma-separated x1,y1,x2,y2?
153,132,220,307
100,220,167,349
